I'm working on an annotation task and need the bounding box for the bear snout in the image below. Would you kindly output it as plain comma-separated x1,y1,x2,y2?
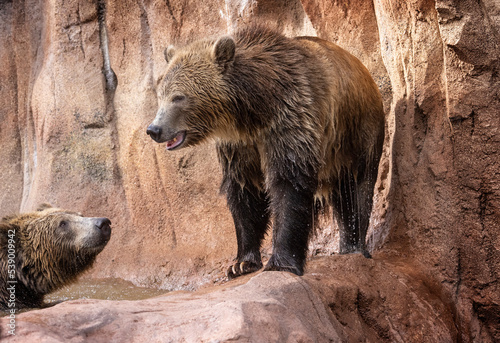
94,217,112,240
147,124,163,142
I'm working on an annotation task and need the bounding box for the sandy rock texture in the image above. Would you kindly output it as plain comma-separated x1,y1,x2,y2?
0,0,498,341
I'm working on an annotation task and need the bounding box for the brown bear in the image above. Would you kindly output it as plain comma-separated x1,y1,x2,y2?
0,204,111,310
147,26,385,278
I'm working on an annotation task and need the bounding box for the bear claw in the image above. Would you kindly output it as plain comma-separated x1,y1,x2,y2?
227,261,262,280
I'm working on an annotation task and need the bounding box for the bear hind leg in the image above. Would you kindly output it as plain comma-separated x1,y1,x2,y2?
334,170,375,257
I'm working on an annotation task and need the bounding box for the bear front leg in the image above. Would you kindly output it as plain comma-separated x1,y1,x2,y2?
224,182,270,279
264,176,315,276
217,143,270,279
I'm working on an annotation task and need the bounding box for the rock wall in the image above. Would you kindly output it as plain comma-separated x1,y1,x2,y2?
0,0,498,340
372,1,500,340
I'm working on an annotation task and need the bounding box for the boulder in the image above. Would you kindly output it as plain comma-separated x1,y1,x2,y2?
0,256,460,342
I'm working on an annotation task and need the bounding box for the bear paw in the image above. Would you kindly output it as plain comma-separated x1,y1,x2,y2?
227,261,263,280
263,256,304,276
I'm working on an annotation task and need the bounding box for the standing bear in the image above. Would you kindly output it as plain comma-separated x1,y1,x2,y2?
0,205,111,310
147,26,385,278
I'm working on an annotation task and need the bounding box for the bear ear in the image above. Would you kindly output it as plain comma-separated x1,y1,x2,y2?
212,36,235,68
37,203,53,211
164,45,176,63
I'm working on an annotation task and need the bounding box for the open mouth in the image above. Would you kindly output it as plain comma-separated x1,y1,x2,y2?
166,131,186,150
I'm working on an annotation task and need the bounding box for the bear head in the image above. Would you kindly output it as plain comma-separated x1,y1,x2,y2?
1,205,111,300
147,36,237,150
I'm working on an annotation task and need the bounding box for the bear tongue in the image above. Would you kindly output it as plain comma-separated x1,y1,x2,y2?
166,131,186,150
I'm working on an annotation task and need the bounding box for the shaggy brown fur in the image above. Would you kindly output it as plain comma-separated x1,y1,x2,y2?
0,205,111,310
148,26,385,278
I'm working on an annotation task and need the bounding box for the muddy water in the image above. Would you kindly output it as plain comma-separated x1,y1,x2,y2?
45,278,167,304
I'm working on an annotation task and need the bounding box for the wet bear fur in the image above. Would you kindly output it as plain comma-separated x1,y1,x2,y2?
0,205,111,310
149,26,385,278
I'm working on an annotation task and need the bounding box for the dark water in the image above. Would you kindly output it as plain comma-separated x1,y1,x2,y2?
45,278,167,304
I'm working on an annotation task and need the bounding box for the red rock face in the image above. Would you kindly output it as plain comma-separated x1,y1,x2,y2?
0,0,498,341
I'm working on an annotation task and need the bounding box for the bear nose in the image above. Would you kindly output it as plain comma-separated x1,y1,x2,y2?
147,124,162,142
95,217,111,238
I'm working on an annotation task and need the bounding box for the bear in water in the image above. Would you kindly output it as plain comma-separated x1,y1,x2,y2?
0,204,111,310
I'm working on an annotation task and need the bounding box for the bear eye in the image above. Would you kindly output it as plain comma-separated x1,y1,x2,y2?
171,95,185,103
59,220,68,229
